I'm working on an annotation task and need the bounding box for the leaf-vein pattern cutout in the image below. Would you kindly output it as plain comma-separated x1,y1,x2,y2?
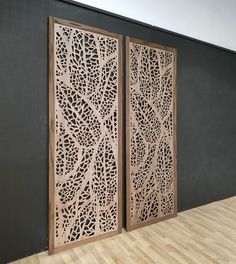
54,22,119,247
129,41,175,226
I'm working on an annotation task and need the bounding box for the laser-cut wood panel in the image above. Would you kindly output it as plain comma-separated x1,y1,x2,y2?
49,17,122,254
126,37,177,231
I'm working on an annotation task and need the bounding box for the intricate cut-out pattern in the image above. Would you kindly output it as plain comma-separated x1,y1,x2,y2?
127,40,176,228
53,22,120,247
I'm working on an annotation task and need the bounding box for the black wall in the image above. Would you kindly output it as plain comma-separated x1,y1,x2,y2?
1,0,236,263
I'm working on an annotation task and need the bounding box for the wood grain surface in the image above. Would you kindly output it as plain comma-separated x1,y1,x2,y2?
11,196,236,264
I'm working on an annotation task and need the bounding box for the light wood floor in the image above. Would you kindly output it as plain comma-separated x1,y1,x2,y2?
11,196,236,264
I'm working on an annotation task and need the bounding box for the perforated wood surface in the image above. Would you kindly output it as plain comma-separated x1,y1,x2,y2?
49,17,122,253
126,37,177,231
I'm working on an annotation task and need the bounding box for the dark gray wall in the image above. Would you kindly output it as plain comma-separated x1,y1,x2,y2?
1,0,236,263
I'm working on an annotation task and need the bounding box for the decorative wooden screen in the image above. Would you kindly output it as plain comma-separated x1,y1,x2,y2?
126,37,177,231
49,17,122,253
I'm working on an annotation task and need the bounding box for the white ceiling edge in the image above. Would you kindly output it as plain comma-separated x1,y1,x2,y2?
73,0,236,52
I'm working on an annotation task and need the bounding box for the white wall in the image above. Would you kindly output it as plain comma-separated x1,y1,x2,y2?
75,0,236,51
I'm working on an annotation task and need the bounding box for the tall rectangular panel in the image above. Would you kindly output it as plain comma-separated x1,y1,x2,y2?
49,17,122,253
126,37,177,231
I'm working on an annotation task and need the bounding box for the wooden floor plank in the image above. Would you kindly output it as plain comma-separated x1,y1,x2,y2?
10,196,236,264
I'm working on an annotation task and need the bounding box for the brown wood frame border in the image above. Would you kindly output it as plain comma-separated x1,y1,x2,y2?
125,36,177,231
48,16,123,254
